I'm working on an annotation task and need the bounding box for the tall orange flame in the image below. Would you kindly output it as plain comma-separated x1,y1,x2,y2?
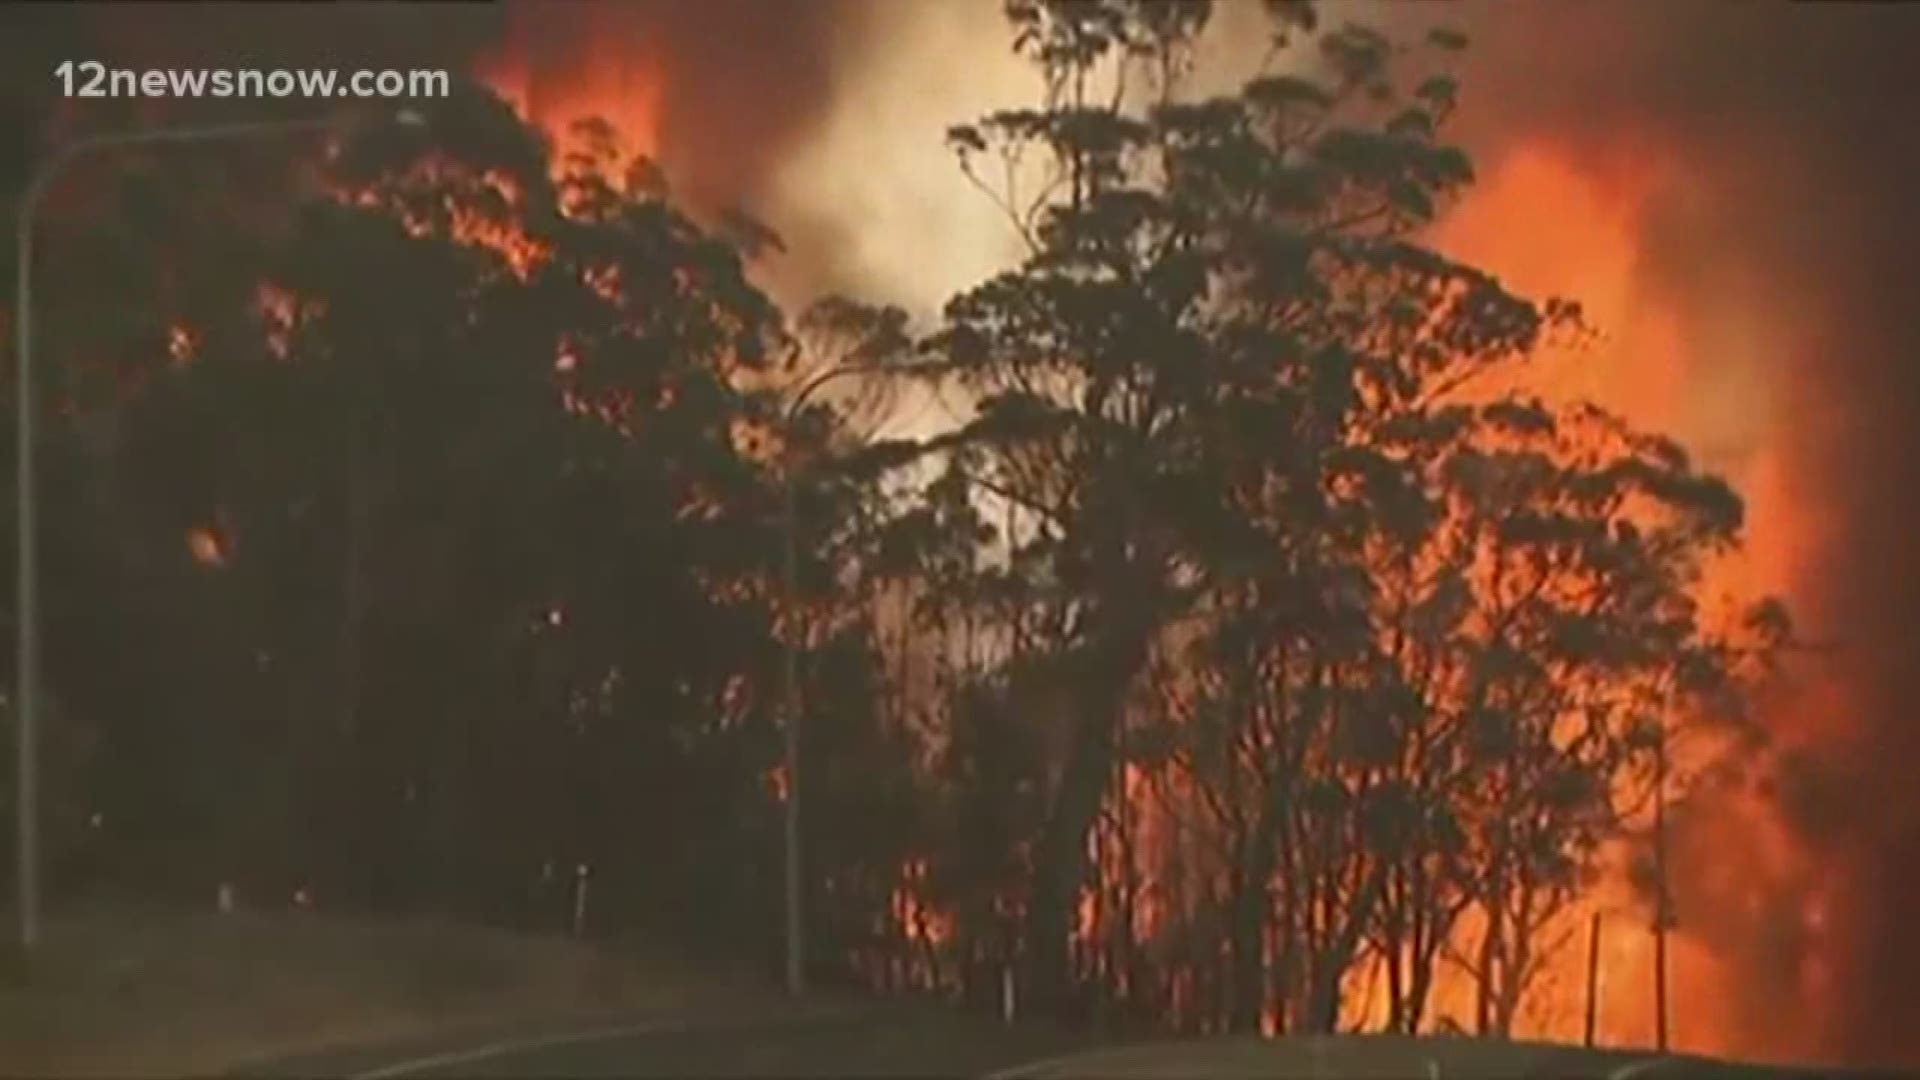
1432,142,1816,1061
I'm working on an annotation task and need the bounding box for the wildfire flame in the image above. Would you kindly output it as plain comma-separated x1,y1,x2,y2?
477,11,663,170
1432,142,1816,1059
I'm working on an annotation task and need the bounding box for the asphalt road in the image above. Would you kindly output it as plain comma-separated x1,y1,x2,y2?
247,1011,1906,1080
245,1004,1093,1079
986,1035,1658,1079
988,1040,1910,1080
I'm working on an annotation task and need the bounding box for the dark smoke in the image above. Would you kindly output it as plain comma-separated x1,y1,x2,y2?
1439,1,1920,1065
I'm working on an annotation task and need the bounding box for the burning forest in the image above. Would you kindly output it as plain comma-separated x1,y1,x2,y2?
2,2,1918,1076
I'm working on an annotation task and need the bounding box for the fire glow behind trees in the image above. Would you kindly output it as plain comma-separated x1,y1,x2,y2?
2,0,1915,1071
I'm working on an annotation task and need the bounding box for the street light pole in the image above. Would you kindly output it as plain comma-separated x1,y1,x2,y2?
777,359,937,996
11,109,424,957
780,438,802,997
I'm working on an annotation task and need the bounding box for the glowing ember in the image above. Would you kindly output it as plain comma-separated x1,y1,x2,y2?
186,526,226,567
166,324,196,367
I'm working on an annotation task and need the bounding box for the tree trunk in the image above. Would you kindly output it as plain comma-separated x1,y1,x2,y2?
337,418,369,741
1492,880,1536,1037
319,419,373,905
1227,842,1266,1032
1021,690,1118,1017
1385,889,1407,1033
1476,892,1506,1036
1020,600,1152,1018
1230,766,1293,1032
1116,769,1142,1027
1406,894,1439,1034
1305,859,1388,1033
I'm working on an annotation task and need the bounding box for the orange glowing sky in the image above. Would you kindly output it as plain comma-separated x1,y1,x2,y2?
1430,147,1798,605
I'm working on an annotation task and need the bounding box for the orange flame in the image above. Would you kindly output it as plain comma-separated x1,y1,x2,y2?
1432,142,1815,1061
478,16,663,167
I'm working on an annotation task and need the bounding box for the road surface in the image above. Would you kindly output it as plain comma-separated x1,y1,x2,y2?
242,1003,1091,1079
244,1011,1900,1079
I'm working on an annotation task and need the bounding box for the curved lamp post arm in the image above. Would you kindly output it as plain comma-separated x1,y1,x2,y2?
12,107,424,957
784,361,883,426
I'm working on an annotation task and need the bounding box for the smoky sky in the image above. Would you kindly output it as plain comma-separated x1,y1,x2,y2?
1443,1,1920,1064
1,1,865,251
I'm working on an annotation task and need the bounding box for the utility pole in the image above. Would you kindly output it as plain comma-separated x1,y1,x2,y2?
1652,724,1672,1053
1584,910,1602,1048
571,864,591,938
